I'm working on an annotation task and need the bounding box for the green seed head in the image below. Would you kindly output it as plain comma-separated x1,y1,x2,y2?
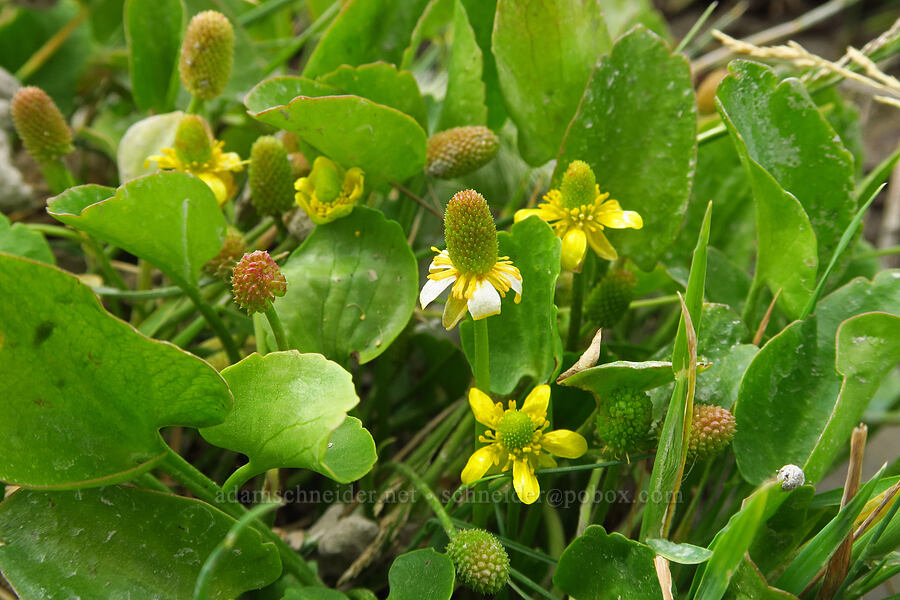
496,410,534,451
204,227,246,280
584,270,637,329
231,250,287,314
444,189,498,275
446,529,510,595
249,136,294,216
174,115,215,166
560,160,597,209
426,126,499,179
180,10,234,100
10,86,73,164
687,404,736,462
596,388,653,457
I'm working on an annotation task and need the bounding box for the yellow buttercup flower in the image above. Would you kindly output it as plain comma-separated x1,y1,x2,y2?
420,190,522,330
515,160,642,271
145,115,243,206
294,156,364,225
461,385,587,504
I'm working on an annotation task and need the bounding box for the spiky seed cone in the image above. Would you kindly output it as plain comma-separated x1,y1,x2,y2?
231,250,287,313
585,270,637,329
249,136,295,216
446,529,510,595
426,126,499,179
444,189,498,275
180,10,234,100
174,115,215,166
559,160,597,209
204,227,246,279
10,86,73,164
596,388,652,457
687,404,736,462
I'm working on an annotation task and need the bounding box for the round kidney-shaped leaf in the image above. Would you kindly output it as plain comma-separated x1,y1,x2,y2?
0,486,280,599
274,207,418,365
200,351,376,484
0,254,232,488
386,548,455,600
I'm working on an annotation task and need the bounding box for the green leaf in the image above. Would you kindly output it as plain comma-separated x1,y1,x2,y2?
458,0,505,130
386,548,455,600
734,271,900,485
554,525,661,599
275,207,418,365
749,485,817,575
555,26,697,270
694,482,779,600
560,360,675,399
716,60,855,271
597,0,670,40
640,202,710,541
116,111,185,183
725,559,798,600
436,0,486,130
47,173,226,288
776,464,886,594
0,214,55,265
492,0,610,166
303,0,432,79
0,254,231,488
284,589,350,600
0,486,280,598
647,538,713,564
125,0,183,113
318,62,428,128
246,87,427,184
460,216,562,395
200,352,375,483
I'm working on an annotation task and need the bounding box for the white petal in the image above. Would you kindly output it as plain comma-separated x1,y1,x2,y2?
419,276,455,309
501,270,522,296
467,279,502,320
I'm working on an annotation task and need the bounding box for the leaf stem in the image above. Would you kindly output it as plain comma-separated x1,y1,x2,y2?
567,267,586,352
384,461,456,538
473,317,490,393
264,306,290,351
221,463,258,499
180,281,241,363
186,95,205,115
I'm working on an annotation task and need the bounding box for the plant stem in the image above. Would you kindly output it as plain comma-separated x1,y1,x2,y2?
160,446,321,586
24,222,83,242
567,268,585,352
385,462,456,538
264,1,340,75
473,317,490,392
180,281,241,363
186,95,205,115
630,294,681,309
221,463,257,499
15,3,90,82
40,159,77,194
675,1,718,54
576,466,604,536
264,306,289,351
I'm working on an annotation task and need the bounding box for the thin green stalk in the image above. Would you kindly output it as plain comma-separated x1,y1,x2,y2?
509,567,562,600
24,222,83,242
576,466,604,536
697,123,727,146
186,96,205,115
567,268,586,351
630,294,681,309
236,0,298,26
675,2,718,53
245,217,275,245
91,284,185,300
253,313,270,355
855,245,900,260
264,1,340,75
134,472,172,493
15,3,89,82
740,275,764,335
194,502,282,600
160,446,321,586
473,317,490,392
264,306,289,351
180,281,241,363
221,463,257,499
385,462,456,538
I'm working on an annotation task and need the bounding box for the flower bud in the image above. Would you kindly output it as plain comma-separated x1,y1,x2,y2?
295,156,364,225
559,160,597,209
249,136,295,216
180,10,234,100
444,189,498,276
584,270,637,329
10,86,73,164
204,227,246,279
596,388,653,457
174,115,215,167
231,250,287,313
687,404,736,462
426,126,499,179
446,528,510,595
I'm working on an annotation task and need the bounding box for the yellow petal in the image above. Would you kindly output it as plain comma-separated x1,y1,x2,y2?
197,172,229,206
344,167,365,202
469,387,503,429
598,201,643,229
513,458,540,504
442,293,468,330
561,227,587,271
586,229,618,261
541,429,588,459
514,208,545,224
520,385,550,425
461,445,498,484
